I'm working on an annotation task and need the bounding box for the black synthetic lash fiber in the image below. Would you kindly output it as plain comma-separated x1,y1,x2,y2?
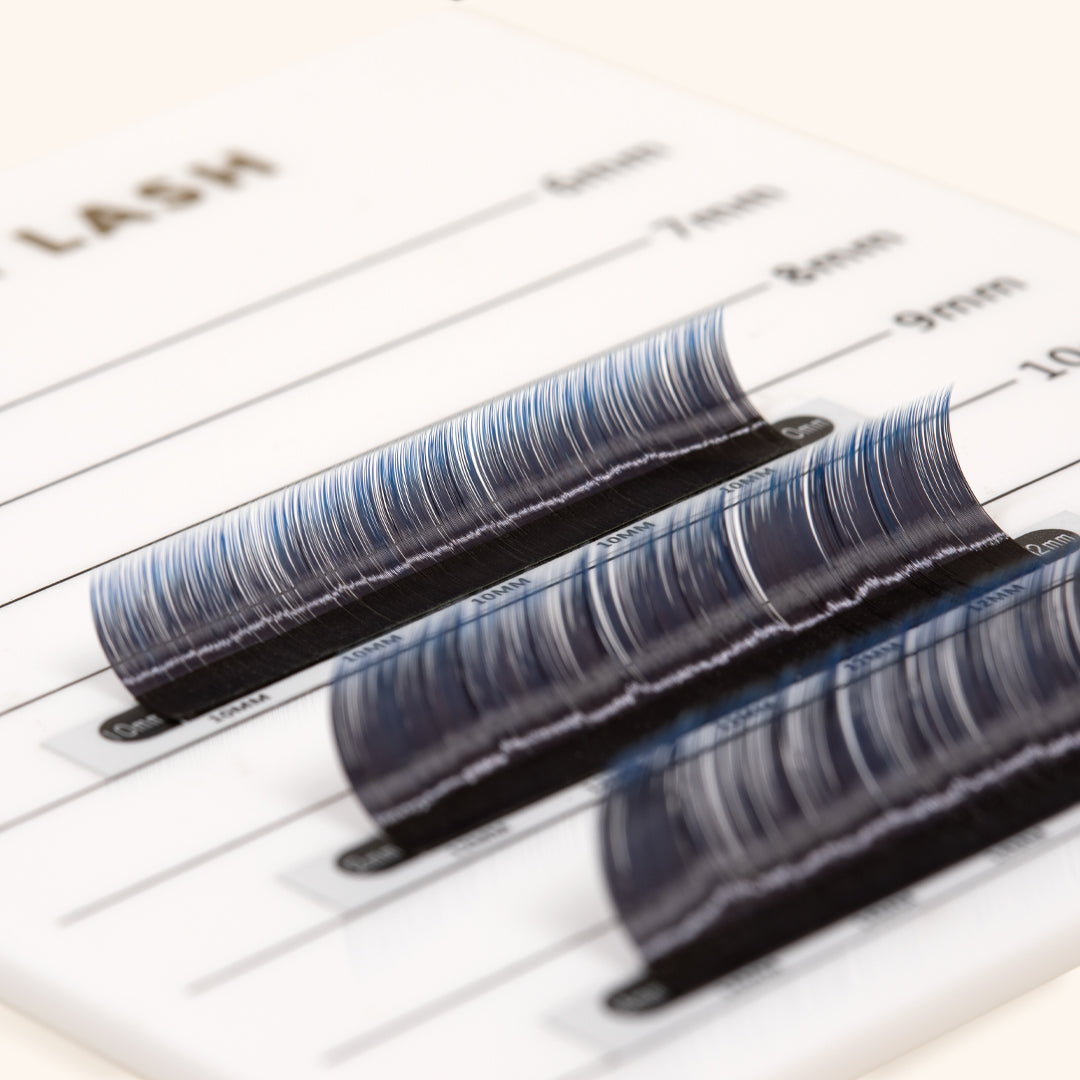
332,393,1027,858
92,308,793,720
601,549,1080,1007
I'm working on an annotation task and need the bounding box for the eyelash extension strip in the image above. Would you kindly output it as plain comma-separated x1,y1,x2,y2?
332,393,1027,864
91,307,806,723
600,545,1080,1011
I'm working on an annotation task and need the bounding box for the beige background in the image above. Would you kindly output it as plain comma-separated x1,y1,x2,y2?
2,0,1079,1076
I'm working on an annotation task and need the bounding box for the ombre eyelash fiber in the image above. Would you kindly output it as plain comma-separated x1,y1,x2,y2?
332,392,1027,858
600,547,1080,1006
92,307,791,720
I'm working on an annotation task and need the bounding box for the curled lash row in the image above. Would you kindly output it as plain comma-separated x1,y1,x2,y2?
333,393,1023,857
92,307,787,720
601,546,1080,1005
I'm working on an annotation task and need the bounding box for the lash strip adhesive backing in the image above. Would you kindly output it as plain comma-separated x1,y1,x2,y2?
92,307,798,722
600,545,1080,1011
332,393,1026,865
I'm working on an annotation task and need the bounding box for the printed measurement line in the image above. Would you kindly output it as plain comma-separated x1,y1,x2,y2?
0,192,539,417
0,255,766,616
551,807,1080,1080
322,919,615,1068
0,674,334,836
0,667,108,719
0,236,653,512
951,378,1018,411
745,329,892,395
983,455,1080,507
188,793,602,995
58,790,351,926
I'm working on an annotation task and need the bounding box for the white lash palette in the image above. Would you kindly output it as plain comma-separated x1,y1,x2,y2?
4,11,1080,1080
